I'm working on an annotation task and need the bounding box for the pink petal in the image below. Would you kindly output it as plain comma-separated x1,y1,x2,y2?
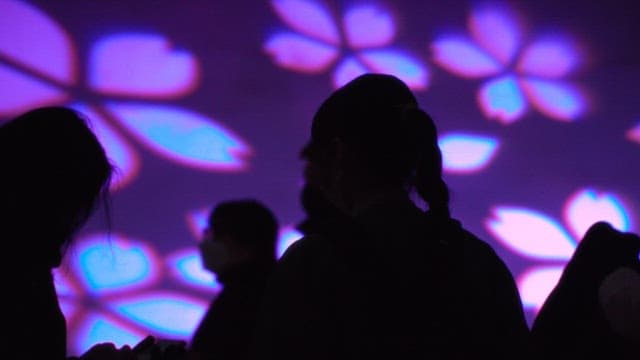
358,50,429,90
271,0,340,45
264,32,339,73
520,78,586,121
477,75,526,124
105,103,252,171
517,39,580,78
564,188,632,241
343,5,395,49
0,0,76,84
70,312,147,357
332,57,368,88
439,133,500,174
0,64,69,117
486,207,576,260
431,37,501,78
89,34,199,98
468,5,521,65
71,104,140,190
518,266,564,310
277,226,303,258
627,123,640,144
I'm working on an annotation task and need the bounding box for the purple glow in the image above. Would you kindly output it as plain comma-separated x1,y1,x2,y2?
89,34,199,98
343,5,394,49
277,226,303,258
332,57,368,88
0,64,69,117
72,103,140,190
468,6,520,65
72,313,146,356
186,207,210,239
0,0,76,84
439,133,499,173
478,75,526,123
110,292,207,337
431,37,501,78
518,266,564,310
521,78,585,121
264,33,339,73
517,40,579,78
563,189,632,241
486,207,575,260
359,50,429,90
628,123,640,143
271,0,340,46
167,248,222,292
73,234,160,294
106,103,252,171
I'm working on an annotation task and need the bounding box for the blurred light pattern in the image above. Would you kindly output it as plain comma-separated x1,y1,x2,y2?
0,0,249,190
432,4,586,123
167,248,222,292
486,188,635,310
277,226,304,258
627,122,640,143
74,313,147,355
265,0,428,89
439,133,499,173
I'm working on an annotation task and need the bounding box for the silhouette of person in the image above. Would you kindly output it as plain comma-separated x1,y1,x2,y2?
251,74,531,360
0,106,138,360
532,221,640,359
190,200,278,360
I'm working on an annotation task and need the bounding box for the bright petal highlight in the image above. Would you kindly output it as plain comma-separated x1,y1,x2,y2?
468,6,521,65
359,50,429,90
564,189,632,240
517,39,579,78
271,0,340,45
167,248,221,291
106,103,252,171
486,207,576,259
518,266,564,310
332,57,368,88
439,133,499,173
478,75,526,124
343,5,395,49
264,33,339,73
277,227,303,259
72,313,146,356
431,37,501,78
520,78,585,121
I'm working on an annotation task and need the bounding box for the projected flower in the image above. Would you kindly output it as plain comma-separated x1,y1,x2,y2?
0,0,251,189
432,4,586,124
485,188,634,311
439,133,500,174
264,0,428,89
55,233,209,356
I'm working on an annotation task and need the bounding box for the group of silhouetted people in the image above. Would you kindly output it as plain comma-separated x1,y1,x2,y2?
2,74,639,360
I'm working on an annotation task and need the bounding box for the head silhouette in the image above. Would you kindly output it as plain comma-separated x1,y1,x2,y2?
301,73,449,218
0,106,112,270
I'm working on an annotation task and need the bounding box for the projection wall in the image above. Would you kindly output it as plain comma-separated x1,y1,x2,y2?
1,0,639,355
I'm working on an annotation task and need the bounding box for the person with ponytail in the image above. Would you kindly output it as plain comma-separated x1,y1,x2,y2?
251,74,531,360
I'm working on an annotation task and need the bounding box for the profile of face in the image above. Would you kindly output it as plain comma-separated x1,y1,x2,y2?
198,227,250,275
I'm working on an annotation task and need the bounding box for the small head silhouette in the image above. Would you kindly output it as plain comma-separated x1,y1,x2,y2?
0,106,112,269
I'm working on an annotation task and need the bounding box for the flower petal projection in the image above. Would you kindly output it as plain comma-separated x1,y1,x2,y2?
71,103,139,190
109,292,208,337
186,207,210,239
166,248,221,292
277,226,303,258
627,123,640,144
0,0,76,85
518,266,564,310
72,234,160,295
486,207,576,260
71,312,146,356
439,133,499,173
517,39,579,78
468,6,521,65
358,50,429,90
431,37,502,78
264,33,339,73
332,57,368,88
564,189,632,241
0,65,69,117
520,78,585,121
271,0,340,45
89,34,199,98
477,75,526,124
343,5,395,49
106,103,252,171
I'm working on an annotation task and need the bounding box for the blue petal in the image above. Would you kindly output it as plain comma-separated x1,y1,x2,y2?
110,292,207,337
439,133,500,173
71,313,146,356
478,75,526,124
431,37,501,78
520,78,585,121
264,32,339,73
166,248,221,292
343,5,395,48
271,0,340,45
359,49,429,90
106,103,252,171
